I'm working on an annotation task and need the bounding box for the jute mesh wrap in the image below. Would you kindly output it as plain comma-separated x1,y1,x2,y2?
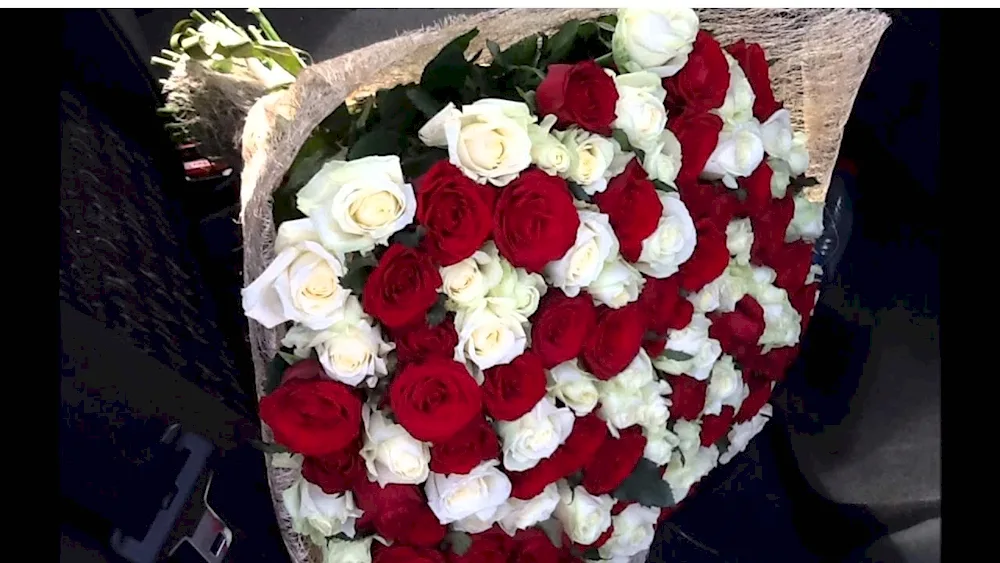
238,9,890,563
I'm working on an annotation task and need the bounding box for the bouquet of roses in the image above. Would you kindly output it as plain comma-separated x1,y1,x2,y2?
240,8,888,563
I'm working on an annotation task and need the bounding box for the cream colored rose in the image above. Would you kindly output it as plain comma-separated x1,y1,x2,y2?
768,157,792,198
454,303,528,372
761,109,809,177
642,129,683,187
554,483,615,546
653,313,722,381
322,537,374,563
496,482,561,536
419,99,534,187
786,191,824,243
498,397,575,471
642,425,681,465
281,476,362,547
596,350,671,436
703,120,765,189
425,460,512,525
663,443,719,503
281,297,394,387
720,403,772,465
613,71,669,151
546,359,600,416
440,248,504,311
544,210,619,297
528,114,573,177
242,219,349,330
360,406,431,486
554,127,620,195
598,504,660,561
716,54,757,126
636,191,697,279
688,264,750,314
486,254,548,319
588,256,645,309
612,8,699,77
296,155,416,257
704,354,750,416
726,218,754,266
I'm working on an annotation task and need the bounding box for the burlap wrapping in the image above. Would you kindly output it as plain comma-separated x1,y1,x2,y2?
238,9,890,563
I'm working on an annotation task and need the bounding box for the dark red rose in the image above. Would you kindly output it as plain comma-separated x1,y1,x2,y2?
643,336,667,358
664,31,730,112
666,374,707,420
278,357,325,386
639,276,694,336
725,39,782,120
509,413,608,499
452,528,512,563
581,304,646,380
767,240,813,293
742,345,800,382
791,283,820,334
749,195,795,265
677,220,729,293
482,351,548,421
373,545,445,563
668,110,724,185
392,318,459,368
430,415,500,475
493,169,579,272
511,528,561,563
735,374,773,423
582,426,647,494
416,160,497,266
389,358,483,443
658,504,681,525
700,406,736,446
259,378,361,456
592,159,663,262
363,244,442,329
536,60,619,135
354,479,446,548
531,290,597,368
737,161,774,218
677,179,739,233
301,439,366,494
709,295,766,357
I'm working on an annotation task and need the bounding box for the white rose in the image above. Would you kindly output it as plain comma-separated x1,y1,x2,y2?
636,191,697,279
597,350,671,435
544,210,619,297
725,218,754,266
360,406,431,486
529,114,573,176
454,303,528,372
554,483,615,546
280,297,393,387
716,54,756,126
425,460,512,525
612,8,699,77
588,256,645,309
688,265,750,314
760,109,809,176
768,157,792,198
322,537,374,563
296,155,416,256
420,99,534,187
486,253,548,318
663,444,719,503
282,476,362,547
720,404,772,465
498,397,575,471
243,219,349,330
756,287,802,352
642,129,683,187
612,71,669,151
806,264,823,286
673,419,702,456
785,191,824,242
642,425,681,465
598,504,660,561
554,127,619,195
703,354,750,416
496,482,561,536
440,248,504,310
702,120,765,189
546,359,600,416
652,313,722,381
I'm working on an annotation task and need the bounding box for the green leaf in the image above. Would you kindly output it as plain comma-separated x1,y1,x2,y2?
389,225,426,248
405,87,445,118
716,434,732,453
272,132,337,226
376,84,419,131
347,127,407,160
791,175,820,188
426,294,448,327
515,86,536,114
317,103,353,145
582,548,600,561
401,147,449,179
277,351,301,366
545,19,580,63
263,354,290,395
486,39,505,66
250,439,289,454
503,34,540,67
664,349,694,362
597,14,618,29
652,180,677,193
339,267,371,298
733,187,748,202
595,20,617,33
613,458,677,507
421,28,479,96
611,129,633,152
567,183,592,204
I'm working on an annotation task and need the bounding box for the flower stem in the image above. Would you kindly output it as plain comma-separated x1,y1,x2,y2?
160,49,182,61
189,10,211,25
247,7,282,42
151,56,178,68
212,10,251,40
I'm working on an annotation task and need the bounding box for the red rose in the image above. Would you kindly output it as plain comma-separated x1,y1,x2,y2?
742,345,800,382
700,406,736,446
735,374,773,423
643,336,667,358
511,528,561,563
581,304,646,380
493,169,579,272
373,545,445,563
767,240,813,293
664,30,730,112
259,378,361,456
725,39,782,121
666,374,707,420
639,276,694,336
791,283,820,334
278,357,325,386
677,220,729,293
452,528,512,563
582,426,647,494
536,60,619,135
301,439,366,494
392,318,459,368
749,195,794,264
530,290,597,368
416,161,497,266
363,244,442,329
737,161,774,218
592,159,663,262
678,180,739,233
354,479,446,547
509,413,607,499
668,110,723,185
482,351,547,421
389,358,483,442
429,415,500,475
709,295,766,357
